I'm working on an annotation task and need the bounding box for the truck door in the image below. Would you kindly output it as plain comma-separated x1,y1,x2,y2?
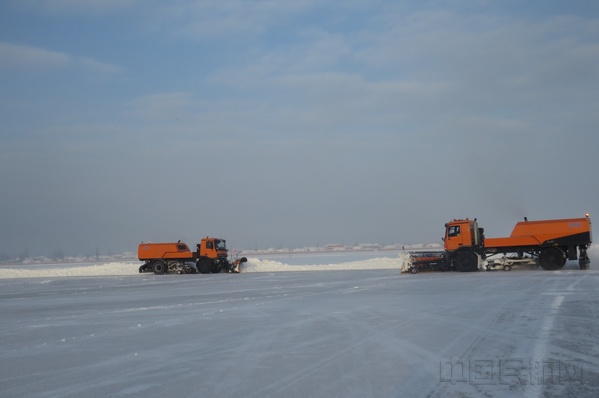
445,223,464,251
444,220,475,251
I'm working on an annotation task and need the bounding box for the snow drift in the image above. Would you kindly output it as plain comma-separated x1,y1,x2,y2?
0,262,136,279
0,255,410,279
240,255,410,273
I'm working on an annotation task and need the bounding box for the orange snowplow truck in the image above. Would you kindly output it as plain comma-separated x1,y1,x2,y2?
407,215,592,273
137,237,247,275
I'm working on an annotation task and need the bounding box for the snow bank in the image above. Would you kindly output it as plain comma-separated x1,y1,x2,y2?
0,255,411,279
241,254,410,273
0,262,137,279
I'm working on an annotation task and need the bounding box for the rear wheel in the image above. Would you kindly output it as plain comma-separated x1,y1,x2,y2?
454,251,478,272
579,249,590,270
539,248,565,270
152,260,167,275
197,258,212,274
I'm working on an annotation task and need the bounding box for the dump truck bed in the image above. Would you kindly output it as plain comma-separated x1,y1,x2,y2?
485,217,592,249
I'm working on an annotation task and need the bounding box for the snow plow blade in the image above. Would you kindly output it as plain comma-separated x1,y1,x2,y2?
402,252,452,274
229,257,248,273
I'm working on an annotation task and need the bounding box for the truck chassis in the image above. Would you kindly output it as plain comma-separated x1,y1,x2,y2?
406,245,591,274
139,259,199,275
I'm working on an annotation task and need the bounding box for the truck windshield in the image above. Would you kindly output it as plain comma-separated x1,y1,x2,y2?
215,240,227,250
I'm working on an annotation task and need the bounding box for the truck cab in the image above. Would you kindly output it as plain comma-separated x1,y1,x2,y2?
197,237,228,260
444,219,484,253
443,219,486,272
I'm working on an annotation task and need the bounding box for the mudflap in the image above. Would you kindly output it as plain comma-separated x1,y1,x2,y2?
139,262,151,273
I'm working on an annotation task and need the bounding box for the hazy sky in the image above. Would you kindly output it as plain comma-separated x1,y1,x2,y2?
1,1,598,257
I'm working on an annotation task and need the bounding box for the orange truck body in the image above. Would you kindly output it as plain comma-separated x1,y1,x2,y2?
138,242,194,261
444,216,592,253
403,215,593,273
137,237,247,275
439,215,592,272
484,217,592,250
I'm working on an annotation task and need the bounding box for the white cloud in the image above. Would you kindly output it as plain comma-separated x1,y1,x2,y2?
0,41,124,75
146,0,317,40
10,0,140,16
79,57,125,75
0,41,70,70
124,92,197,121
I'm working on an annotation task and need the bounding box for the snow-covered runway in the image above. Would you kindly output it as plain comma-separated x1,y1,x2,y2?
1,262,598,397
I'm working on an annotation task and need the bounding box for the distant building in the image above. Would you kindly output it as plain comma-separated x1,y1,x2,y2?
323,244,347,251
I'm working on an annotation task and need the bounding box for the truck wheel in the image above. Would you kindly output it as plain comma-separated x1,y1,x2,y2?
503,265,512,271
197,259,212,274
454,251,478,272
211,263,223,273
539,248,565,270
152,260,167,275
579,256,590,270
410,267,418,274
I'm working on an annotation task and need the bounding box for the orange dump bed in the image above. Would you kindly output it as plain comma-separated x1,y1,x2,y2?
485,217,592,249
138,242,194,261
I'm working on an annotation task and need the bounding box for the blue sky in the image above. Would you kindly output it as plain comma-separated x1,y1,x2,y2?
1,1,598,256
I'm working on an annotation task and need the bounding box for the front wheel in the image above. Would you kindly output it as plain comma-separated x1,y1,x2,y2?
454,251,478,272
539,248,565,270
197,258,212,274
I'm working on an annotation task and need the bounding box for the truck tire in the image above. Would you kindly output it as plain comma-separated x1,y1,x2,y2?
211,262,223,273
539,248,565,270
197,258,212,274
454,251,478,272
579,255,590,270
152,260,167,275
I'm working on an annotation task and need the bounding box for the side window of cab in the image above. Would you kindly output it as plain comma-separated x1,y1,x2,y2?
448,225,460,237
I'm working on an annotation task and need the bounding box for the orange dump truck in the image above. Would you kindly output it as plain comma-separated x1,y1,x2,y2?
138,237,247,275
406,215,592,273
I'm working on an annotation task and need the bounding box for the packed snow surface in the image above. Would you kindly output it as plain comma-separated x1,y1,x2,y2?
1,246,598,398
